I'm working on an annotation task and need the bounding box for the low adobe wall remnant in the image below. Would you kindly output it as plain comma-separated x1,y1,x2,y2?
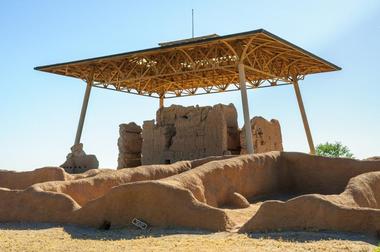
1,152,380,234
0,167,67,190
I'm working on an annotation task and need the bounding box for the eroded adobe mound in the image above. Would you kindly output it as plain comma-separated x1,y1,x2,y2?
239,171,380,233
0,167,68,190
1,152,380,234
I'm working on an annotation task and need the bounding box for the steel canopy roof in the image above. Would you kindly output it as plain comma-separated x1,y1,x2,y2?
35,29,341,98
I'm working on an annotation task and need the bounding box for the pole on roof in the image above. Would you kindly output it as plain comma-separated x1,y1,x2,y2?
74,75,93,146
192,9,194,38
238,63,254,154
292,78,316,154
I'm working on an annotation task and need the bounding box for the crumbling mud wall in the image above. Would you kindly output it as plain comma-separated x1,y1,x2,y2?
163,152,282,209
0,156,237,231
241,117,283,154
0,155,234,206
117,123,142,168
142,104,240,165
1,152,380,234
0,167,67,190
0,167,112,191
34,161,194,206
119,104,283,166
73,181,233,231
239,170,380,234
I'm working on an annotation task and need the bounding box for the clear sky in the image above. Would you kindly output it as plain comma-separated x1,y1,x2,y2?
0,0,379,170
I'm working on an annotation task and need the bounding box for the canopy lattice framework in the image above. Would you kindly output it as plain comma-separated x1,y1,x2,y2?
35,29,339,99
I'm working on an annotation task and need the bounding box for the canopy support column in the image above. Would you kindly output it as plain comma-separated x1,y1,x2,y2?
159,96,164,109
61,73,98,172
74,77,93,146
238,63,254,154
292,78,316,154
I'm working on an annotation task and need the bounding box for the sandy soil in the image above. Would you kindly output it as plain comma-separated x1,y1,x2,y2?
0,223,377,252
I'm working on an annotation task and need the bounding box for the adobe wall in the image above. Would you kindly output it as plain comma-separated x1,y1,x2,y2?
0,167,67,190
118,104,284,166
240,116,283,154
141,104,240,165
117,122,142,169
2,153,380,233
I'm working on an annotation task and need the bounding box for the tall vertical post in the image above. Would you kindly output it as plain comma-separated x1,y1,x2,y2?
159,96,164,109
292,78,316,154
74,77,93,146
238,63,254,154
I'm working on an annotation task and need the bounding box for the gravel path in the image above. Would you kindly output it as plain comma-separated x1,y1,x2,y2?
0,223,377,252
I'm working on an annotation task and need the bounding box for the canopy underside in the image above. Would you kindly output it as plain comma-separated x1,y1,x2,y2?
35,29,340,98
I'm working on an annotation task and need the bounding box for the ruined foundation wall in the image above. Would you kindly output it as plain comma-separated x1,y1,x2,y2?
240,116,283,154
3,153,380,233
117,123,142,168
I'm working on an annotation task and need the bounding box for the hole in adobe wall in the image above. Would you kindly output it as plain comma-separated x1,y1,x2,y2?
99,220,111,230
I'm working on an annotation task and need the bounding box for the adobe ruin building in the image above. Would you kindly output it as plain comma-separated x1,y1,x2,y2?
117,103,283,168
142,104,240,165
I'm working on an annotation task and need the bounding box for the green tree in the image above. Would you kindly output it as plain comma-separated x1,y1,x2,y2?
316,142,354,158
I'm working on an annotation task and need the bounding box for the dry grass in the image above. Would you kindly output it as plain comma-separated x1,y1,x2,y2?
0,223,377,252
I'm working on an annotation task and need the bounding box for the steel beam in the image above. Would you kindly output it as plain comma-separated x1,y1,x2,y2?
159,96,164,109
293,79,316,154
74,78,93,146
238,63,254,154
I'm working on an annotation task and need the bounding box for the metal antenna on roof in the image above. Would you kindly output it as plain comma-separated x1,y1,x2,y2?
192,9,194,38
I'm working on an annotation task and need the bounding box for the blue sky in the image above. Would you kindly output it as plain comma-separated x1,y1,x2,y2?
0,0,379,170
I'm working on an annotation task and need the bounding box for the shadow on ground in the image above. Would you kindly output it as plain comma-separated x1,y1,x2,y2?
63,225,212,241
0,222,59,230
0,222,378,246
249,231,379,246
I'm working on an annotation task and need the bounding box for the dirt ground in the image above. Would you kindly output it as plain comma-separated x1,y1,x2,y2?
0,223,378,252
